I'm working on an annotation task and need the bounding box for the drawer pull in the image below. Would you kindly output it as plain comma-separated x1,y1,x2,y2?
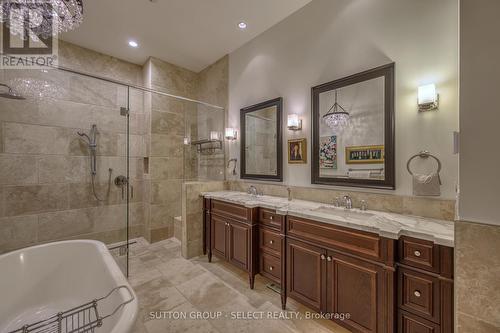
320,254,326,260
414,290,422,298
269,216,274,220
414,250,422,257
269,240,274,245
269,266,274,271
327,256,332,262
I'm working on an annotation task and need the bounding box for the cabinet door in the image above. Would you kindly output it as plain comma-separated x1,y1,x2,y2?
211,214,228,259
228,220,249,271
287,238,326,312
326,251,386,333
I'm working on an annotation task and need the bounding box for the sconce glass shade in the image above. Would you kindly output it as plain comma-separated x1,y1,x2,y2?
287,114,302,130
418,84,439,111
225,128,237,141
209,131,222,141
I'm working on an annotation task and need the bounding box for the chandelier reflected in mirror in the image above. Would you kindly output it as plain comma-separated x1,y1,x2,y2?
8,71,66,100
0,0,83,40
322,89,350,131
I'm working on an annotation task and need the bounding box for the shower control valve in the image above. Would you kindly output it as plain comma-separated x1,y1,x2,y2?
114,175,130,200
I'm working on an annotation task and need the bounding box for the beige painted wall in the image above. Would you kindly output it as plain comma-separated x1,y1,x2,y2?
456,1,500,332
459,0,500,226
228,0,459,199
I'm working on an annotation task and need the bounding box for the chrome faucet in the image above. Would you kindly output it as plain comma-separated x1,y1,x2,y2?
247,185,258,196
287,187,292,201
343,195,353,210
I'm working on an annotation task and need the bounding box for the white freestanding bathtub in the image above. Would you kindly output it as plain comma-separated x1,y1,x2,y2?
0,240,138,333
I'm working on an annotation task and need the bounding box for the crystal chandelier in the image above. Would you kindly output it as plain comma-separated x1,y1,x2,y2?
322,89,350,131
0,0,83,40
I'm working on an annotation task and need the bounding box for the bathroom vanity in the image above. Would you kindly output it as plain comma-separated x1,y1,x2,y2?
203,192,454,333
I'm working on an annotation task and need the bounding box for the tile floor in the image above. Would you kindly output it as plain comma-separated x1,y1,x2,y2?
125,238,349,333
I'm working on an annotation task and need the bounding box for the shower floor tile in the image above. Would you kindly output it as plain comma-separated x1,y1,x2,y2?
126,238,349,333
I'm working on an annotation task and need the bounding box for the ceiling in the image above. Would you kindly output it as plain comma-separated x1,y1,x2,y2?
61,0,312,72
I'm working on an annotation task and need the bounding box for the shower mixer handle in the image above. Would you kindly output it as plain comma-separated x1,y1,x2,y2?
114,175,133,200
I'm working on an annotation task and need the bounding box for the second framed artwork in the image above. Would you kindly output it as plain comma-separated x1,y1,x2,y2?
288,138,307,164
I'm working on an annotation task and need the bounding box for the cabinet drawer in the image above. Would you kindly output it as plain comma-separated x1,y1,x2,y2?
259,227,282,257
287,216,382,261
398,268,440,323
260,252,281,283
259,208,283,230
399,237,439,273
398,310,440,333
211,200,248,222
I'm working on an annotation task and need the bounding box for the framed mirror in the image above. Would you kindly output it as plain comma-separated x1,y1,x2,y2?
311,63,395,189
241,97,283,181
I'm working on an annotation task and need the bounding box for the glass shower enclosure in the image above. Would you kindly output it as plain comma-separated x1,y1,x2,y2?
0,65,225,277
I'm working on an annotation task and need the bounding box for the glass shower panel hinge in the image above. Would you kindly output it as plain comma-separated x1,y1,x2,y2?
120,107,129,116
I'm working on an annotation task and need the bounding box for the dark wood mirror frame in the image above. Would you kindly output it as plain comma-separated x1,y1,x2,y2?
311,63,395,189
240,97,283,182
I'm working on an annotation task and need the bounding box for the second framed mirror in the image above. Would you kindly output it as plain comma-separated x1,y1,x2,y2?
240,97,283,182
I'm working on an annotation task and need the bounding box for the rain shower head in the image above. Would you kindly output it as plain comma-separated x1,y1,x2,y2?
0,83,25,100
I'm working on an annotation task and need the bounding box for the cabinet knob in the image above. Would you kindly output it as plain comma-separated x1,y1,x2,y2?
225,222,229,226
414,290,421,298
269,216,274,220
327,256,332,262
414,250,422,257
269,240,274,245
320,254,326,260
269,266,274,271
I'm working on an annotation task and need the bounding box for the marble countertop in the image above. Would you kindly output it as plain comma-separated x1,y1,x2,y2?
202,191,455,247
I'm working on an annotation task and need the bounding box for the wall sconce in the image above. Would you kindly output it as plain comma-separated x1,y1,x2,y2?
418,84,439,112
225,128,238,141
209,131,222,141
287,114,302,131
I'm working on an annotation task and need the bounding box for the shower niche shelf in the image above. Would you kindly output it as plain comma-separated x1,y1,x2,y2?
191,139,223,154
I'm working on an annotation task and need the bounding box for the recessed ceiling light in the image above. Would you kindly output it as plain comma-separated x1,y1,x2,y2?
128,40,139,48
238,22,247,29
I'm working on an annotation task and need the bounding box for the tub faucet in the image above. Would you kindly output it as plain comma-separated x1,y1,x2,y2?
343,195,353,210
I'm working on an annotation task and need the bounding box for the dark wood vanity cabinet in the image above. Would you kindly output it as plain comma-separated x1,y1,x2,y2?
257,208,286,307
287,238,325,312
203,199,454,333
286,216,395,333
396,236,454,333
204,199,258,289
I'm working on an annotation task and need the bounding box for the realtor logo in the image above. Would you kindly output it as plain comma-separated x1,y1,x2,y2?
1,0,59,69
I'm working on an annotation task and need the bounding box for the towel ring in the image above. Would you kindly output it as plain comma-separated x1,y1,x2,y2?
407,151,442,175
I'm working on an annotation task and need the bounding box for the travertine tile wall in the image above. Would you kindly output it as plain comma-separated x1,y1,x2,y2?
143,56,228,243
196,56,228,181
146,57,198,242
181,181,225,258
455,221,500,332
0,41,147,253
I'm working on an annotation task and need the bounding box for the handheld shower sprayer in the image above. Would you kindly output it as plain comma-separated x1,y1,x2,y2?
77,124,112,200
78,125,99,176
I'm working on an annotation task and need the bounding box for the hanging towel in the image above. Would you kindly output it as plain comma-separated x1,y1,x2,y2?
412,173,441,196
